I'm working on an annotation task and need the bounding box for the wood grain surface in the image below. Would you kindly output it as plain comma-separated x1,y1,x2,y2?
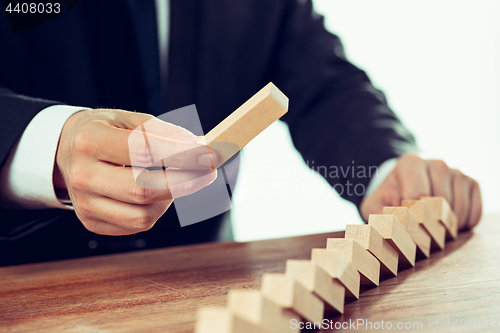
1,214,500,333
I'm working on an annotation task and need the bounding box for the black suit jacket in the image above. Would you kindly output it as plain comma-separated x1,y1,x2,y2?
0,0,417,266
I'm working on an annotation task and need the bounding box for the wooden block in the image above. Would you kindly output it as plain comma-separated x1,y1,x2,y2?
402,200,446,250
383,206,431,258
310,249,360,299
286,260,344,314
345,225,399,276
260,294,301,333
368,214,417,267
326,238,380,287
198,82,288,167
421,196,459,240
195,307,231,333
261,273,324,323
227,290,300,333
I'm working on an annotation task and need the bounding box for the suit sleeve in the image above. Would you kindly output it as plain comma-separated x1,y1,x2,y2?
0,88,66,240
271,0,418,208
0,88,62,166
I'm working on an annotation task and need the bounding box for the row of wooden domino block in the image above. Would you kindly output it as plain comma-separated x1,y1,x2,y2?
194,196,459,333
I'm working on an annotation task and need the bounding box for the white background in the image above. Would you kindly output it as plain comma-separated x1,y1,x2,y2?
230,0,500,242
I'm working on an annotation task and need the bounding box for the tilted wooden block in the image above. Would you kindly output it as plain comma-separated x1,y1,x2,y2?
326,238,380,287
345,225,399,276
286,260,344,314
227,290,300,333
310,249,360,299
198,82,288,167
368,214,417,267
196,307,273,333
402,200,446,250
261,273,324,323
260,294,301,333
421,196,459,240
383,206,431,258
195,307,231,333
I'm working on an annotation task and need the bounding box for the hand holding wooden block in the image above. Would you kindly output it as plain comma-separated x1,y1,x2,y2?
311,249,360,299
383,206,431,258
345,225,399,276
420,196,459,240
326,238,380,287
261,273,324,323
368,214,417,267
198,82,288,168
286,260,344,314
402,200,446,250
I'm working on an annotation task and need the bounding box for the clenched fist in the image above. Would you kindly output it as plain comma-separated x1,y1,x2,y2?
54,109,219,236
360,154,482,230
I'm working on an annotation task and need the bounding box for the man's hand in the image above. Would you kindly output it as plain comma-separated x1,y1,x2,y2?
360,154,482,230
54,109,219,236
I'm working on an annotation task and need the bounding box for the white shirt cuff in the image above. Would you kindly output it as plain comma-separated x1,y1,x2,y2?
0,105,87,210
364,157,398,198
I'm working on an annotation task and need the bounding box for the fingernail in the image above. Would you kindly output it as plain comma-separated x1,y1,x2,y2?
198,153,218,169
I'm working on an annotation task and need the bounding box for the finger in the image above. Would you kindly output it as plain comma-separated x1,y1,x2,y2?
395,155,431,200
75,196,170,233
427,160,453,206
360,172,401,221
86,163,217,204
467,180,482,229
451,169,471,229
77,121,218,169
81,220,137,236
121,111,200,142
129,129,219,169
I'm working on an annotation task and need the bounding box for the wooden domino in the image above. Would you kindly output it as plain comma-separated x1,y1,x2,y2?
310,249,360,299
345,225,399,276
326,238,380,287
286,260,344,314
259,293,301,333
368,214,417,267
261,273,324,323
195,196,462,333
421,196,459,240
383,206,431,258
227,290,300,333
195,307,232,333
198,82,288,167
402,200,446,250
196,307,272,333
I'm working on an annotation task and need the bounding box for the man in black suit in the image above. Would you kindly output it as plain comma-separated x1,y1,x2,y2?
0,0,482,266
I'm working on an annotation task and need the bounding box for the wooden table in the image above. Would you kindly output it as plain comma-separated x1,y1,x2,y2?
1,214,499,333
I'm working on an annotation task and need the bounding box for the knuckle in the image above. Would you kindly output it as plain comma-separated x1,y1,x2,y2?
400,154,423,166
75,212,92,231
471,179,480,190
67,165,88,191
81,223,97,234
453,170,466,183
72,125,92,154
129,183,155,204
430,160,449,174
75,198,94,220
84,221,105,235
405,189,426,200
129,209,156,231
